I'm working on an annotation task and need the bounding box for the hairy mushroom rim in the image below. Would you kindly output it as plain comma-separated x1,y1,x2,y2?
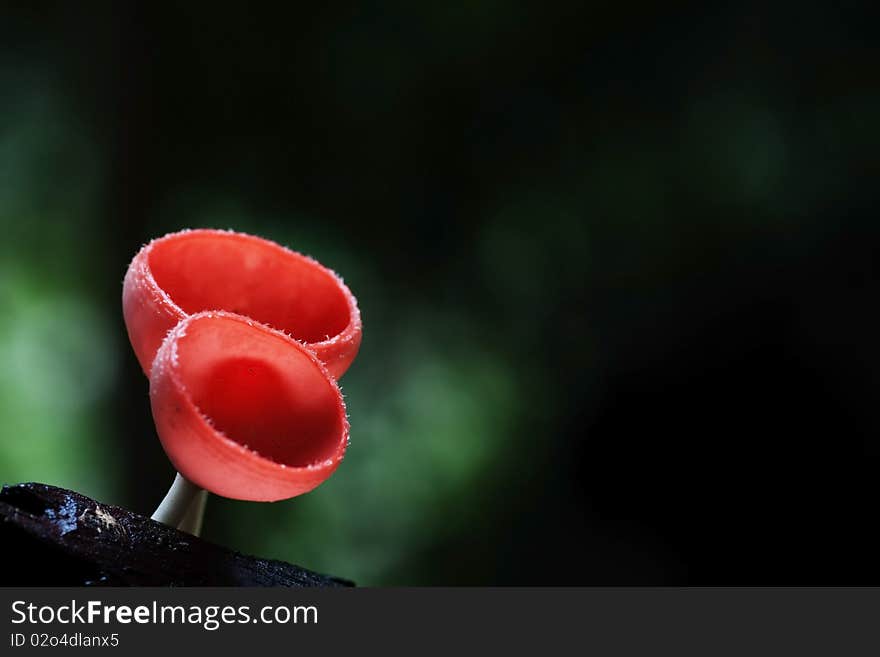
147,230,353,345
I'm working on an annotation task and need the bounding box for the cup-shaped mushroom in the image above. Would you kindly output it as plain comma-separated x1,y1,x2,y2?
123,229,361,380
149,311,349,501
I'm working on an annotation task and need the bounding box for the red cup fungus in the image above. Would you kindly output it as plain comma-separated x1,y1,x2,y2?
122,229,361,526
123,229,361,380
150,312,349,502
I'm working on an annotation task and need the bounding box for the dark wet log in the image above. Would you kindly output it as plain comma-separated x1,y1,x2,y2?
0,482,352,587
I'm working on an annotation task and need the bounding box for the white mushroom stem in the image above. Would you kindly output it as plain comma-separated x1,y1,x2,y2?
177,488,208,536
151,473,208,536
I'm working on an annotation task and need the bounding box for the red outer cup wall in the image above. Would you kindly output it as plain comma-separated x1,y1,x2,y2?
122,245,187,378
122,229,362,380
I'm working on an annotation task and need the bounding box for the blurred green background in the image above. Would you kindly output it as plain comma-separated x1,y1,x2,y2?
1,3,878,584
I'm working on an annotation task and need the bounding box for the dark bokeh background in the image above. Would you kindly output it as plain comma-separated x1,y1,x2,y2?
1,2,877,584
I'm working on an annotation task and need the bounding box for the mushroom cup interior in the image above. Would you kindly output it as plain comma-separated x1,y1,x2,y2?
149,231,352,344
174,315,345,468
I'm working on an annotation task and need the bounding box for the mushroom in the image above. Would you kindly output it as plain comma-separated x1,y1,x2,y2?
123,228,361,380
122,230,361,535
